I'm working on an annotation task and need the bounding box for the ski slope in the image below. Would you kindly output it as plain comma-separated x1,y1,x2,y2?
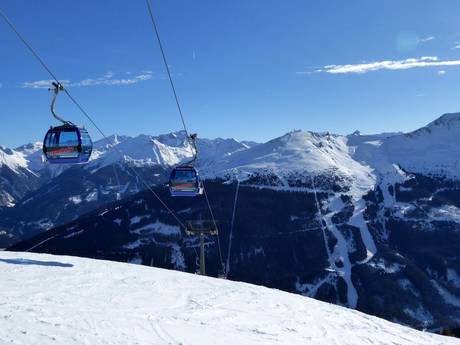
0,252,456,345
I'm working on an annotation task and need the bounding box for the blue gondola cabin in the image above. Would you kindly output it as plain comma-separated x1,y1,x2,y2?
43,125,92,164
169,166,203,197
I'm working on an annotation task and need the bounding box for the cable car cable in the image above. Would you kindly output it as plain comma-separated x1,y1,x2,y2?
145,0,226,275
0,6,187,230
225,180,240,278
145,0,191,140
202,185,225,273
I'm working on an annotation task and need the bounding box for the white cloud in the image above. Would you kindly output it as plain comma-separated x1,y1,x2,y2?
419,36,435,43
452,45,460,50
315,56,460,74
23,71,154,89
438,70,446,75
23,79,71,89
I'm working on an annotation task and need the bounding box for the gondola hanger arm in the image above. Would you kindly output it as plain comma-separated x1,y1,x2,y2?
49,82,72,126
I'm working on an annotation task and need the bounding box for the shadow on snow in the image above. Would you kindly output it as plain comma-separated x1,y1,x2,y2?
0,258,73,267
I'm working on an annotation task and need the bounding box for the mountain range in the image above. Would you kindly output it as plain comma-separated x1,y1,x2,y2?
4,112,460,333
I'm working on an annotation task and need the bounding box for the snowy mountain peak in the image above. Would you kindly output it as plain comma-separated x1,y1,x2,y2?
208,129,375,199
156,130,189,146
429,112,460,127
93,135,130,151
14,141,42,154
0,146,29,171
409,112,460,138
86,131,254,172
0,146,14,155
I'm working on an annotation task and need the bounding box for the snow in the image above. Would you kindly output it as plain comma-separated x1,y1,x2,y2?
383,113,460,179
368,258,405,274
398,279,421,297
130,220,181,237
432,280,460,308
404,306,434,326
211,130,375,198
348,198,377,263
14,141,43,172
321,195,358,308
0,145,31,173
62,229,85,239
429,205,460,223
130,215,150,225
85,191,98,202
68,196,82,204
3,112,460,189
447,269,460,289
86,131,252,173
2,112,460,185
0,252,455,345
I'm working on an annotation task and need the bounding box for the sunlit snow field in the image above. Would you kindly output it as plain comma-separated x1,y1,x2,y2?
0,252,457,345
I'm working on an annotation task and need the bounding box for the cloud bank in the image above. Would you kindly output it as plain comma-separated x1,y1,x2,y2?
23,71,153,89
418,36,435,43
314,57,460,74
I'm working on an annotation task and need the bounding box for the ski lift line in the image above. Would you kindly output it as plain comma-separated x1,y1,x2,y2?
310,175,335,267
202,182,225,275
225,180,240,277
144,0,191,140
0,8,61,86
145,0,197,164
111,163,122,201
0,7,187,231
145,0,225,275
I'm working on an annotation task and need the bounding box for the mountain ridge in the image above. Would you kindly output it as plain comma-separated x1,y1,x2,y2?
6,112,460,332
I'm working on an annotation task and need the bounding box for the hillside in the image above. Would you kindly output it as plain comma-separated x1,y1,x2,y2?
6,113,460,331
0,145,40,207
0,251,456,345
2,112,459,245
0,132,254,246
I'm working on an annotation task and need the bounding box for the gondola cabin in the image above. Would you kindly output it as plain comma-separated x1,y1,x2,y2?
169,166,203,197
43,125,92,164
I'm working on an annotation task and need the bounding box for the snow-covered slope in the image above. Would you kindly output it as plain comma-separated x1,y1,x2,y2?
385,113,460,178
14,141,43,172
211,130,375,196
14,131,253,176
88,131,252,172
0,132,253,244
0,145,40,207
348,113,460,179
0,251,455,345
0,145,29,172
9,112,460,181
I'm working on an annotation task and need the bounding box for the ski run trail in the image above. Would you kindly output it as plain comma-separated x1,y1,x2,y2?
0,252,457,345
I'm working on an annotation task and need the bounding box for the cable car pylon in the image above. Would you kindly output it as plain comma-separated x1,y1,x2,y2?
186,219,218,276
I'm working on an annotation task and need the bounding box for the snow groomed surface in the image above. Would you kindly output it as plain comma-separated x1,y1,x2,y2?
0,252,457,345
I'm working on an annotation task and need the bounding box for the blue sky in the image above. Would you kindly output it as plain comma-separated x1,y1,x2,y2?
1,0,460,147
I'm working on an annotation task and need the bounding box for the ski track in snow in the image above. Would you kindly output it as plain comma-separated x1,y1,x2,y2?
0,252,456,345
309,174,376,308
322,195,358,308
349,198,377,264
